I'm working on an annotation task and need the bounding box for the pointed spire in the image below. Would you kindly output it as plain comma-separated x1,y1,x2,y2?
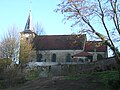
24,10,34,32
24,0,34,32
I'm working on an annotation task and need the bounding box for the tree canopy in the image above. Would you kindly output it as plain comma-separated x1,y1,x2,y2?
56,0,120,59
0,26,19,64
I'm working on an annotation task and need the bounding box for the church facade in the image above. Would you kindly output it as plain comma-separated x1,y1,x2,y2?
20,11,108,65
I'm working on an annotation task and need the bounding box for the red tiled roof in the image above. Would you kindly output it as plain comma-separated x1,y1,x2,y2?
34,34,86,50
84,41,107,52
73,52,93,57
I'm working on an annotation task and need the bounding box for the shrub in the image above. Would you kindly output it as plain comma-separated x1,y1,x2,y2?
108,79,120,90
0,64,27,89
26,69,41,80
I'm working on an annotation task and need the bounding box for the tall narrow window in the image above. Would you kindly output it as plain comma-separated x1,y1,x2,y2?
37,54,42,62
51,53,56,62
66,53,71,62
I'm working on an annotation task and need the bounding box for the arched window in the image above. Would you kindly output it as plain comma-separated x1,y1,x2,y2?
66,53,71,62
79,58,84,62
51,53,56,62
37,54,42,62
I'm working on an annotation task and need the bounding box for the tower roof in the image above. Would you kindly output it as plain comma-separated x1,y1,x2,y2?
24,10,34,32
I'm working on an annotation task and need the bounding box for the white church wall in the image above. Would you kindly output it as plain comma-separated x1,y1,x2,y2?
38,50,83,63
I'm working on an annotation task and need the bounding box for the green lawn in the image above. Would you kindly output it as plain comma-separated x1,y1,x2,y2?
65,71,120,90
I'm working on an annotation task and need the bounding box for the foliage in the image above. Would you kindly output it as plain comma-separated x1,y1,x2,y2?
19,39,34,64
0,58,12,73
0,26,19,60
26,69,41,80
92,71,120,89
0,65,26,89
108,79,120,90
0,26,28,89
92,71,119,84
19,38,35,73
0,58,12,65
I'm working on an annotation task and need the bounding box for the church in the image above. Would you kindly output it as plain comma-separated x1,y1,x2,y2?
20,10,108,65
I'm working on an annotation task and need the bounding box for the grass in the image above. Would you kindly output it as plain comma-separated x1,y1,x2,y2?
96,71,120,89
26,69,120,89
64,73,89,80
65,70,119,80
94,71,119,85
65,70,120,89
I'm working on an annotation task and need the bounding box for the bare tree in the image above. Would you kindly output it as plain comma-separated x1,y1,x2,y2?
55,0,120,69
0,26,19,64
34,22,46,35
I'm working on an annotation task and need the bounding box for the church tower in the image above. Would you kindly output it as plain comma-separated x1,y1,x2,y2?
19,8,37,63
20,10,36,42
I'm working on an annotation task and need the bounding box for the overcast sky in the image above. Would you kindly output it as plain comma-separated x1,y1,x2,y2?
0,0,73,38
